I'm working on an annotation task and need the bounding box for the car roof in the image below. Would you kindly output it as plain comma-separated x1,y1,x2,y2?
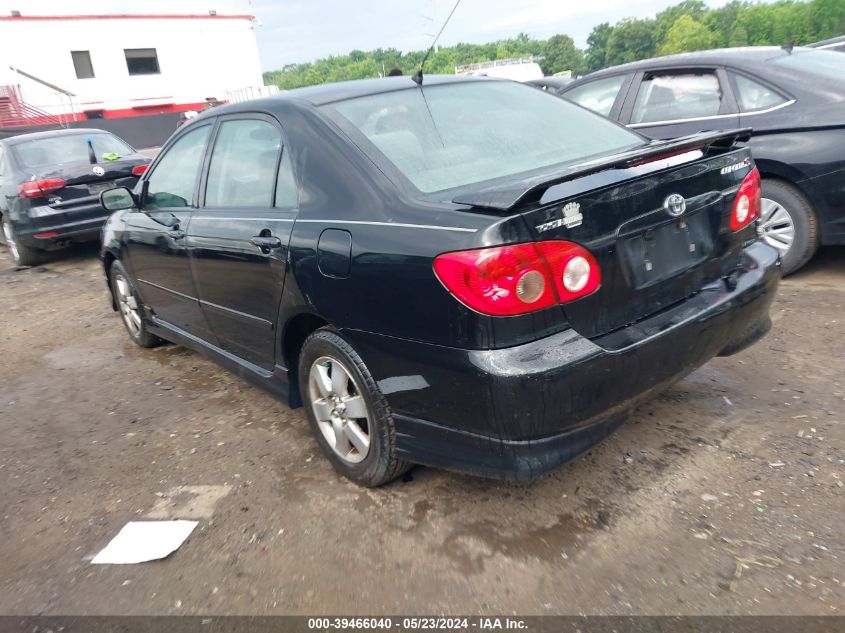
3,128,118,145
809,34,845,47
189,74,500,123
575,46,801,80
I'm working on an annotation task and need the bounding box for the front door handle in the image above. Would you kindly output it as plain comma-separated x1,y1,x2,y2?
250,235,282,253
168,229,185,240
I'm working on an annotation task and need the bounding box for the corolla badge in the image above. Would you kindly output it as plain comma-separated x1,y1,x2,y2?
663,193,686,218
535,201,583,232
92,165,105,176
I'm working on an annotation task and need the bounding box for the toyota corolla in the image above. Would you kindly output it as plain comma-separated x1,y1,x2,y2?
99,76,780,486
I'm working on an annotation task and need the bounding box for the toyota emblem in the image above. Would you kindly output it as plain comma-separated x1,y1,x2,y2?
92,165,105,176
664,193,686,217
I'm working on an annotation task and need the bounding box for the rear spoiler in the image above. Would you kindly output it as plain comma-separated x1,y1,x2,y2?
452,128,752,211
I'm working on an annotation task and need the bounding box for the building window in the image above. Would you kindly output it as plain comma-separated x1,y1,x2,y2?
124,48,160,76
71,51,95,79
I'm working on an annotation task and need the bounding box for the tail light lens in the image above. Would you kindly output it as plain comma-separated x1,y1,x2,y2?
730,167,761,232
132,164,148,176
433,240,601,316
18,178,66,199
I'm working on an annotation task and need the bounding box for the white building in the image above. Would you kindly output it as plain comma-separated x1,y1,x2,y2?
0,12,274,123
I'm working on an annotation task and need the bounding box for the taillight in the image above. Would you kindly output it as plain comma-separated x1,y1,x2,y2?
132,164,148,176
18,178,66,199
730,167,762,232
433,240,601,316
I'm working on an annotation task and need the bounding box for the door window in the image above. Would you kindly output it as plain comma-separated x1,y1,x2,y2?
205,119,282,208
631,72,724,124
732,74,787,112
564,75,627,117
145,125,211,209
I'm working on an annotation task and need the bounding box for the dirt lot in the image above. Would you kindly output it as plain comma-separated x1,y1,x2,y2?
0,244,842,616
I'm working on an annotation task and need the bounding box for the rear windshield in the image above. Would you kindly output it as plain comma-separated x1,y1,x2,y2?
328,80,643,194
13,133,135,169
772,49,845,82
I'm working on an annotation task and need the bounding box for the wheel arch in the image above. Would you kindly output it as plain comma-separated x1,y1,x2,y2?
102,249,120,311
281,311,330,408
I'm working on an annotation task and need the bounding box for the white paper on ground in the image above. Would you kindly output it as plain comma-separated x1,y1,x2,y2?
91,520,198,564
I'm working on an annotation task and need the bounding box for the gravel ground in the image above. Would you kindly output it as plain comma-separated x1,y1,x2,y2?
0,244,842,615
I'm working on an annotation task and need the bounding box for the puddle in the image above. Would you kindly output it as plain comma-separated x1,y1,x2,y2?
439,499,615,574
146,484,233,519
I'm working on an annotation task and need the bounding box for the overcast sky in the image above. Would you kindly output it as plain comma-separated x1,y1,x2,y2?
3,0,735,70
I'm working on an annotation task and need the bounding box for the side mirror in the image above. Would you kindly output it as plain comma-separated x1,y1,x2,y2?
100,187,136,211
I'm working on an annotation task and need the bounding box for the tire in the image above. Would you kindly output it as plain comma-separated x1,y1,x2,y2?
759,179,818,275
298,329,411,487
109,260,164,348
1,216,43,267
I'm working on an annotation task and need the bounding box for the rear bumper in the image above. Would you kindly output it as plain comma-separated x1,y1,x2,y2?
14,202,108,249
345,241,781,480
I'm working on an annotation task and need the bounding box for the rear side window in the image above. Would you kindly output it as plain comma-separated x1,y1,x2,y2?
329,81,642,194
631,72,724,124
731,74,787,112
275,149,298,209
145,125,211,209
205,119,282,208
564,75,627,117
772,49,845,82
12,133,134,169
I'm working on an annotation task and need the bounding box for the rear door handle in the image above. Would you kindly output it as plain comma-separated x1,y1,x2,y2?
250,235,282,252
168,229,185,240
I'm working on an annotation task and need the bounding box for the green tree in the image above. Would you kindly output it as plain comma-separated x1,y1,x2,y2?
657,15,716,55
541,34,585,75
656,0,708,41
585,22,614,71
605,18,657,66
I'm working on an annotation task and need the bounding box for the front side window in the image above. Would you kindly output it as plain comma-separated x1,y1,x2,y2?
12,133,134,169
731,73,787,112
145,125,211,209
125,48,160,76
631,72,724,124
329,81,643,194
564,75,627,117
205,119,282,208
71,50,95,79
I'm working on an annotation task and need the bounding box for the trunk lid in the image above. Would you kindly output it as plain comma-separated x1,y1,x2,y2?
454,130,756,340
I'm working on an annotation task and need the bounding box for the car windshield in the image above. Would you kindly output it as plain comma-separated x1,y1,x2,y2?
772,49,845,82
328,80,644,194
13,133,135,169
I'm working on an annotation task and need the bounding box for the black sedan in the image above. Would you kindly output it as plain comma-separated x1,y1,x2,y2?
99,76,779,486
0,128,149,266
557,46,845,274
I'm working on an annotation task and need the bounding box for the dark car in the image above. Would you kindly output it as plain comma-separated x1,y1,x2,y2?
525,76,574,92
98,76,779,486
808,35,845,52
557,46,845,274
0,128,149,266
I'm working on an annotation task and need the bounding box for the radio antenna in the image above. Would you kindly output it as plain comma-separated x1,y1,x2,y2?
412,0,463,86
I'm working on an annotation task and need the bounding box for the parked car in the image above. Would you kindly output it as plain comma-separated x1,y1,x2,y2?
808,35,845,52
525,76,574,92
0,128,149,266
557,46,845,274
99,76,779,486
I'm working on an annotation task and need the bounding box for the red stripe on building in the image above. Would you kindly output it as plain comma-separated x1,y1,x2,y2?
0,14,254,21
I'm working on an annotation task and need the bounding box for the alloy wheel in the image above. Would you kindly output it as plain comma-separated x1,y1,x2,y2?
757,197,795,256
114,273,143,338
308,356,371,464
